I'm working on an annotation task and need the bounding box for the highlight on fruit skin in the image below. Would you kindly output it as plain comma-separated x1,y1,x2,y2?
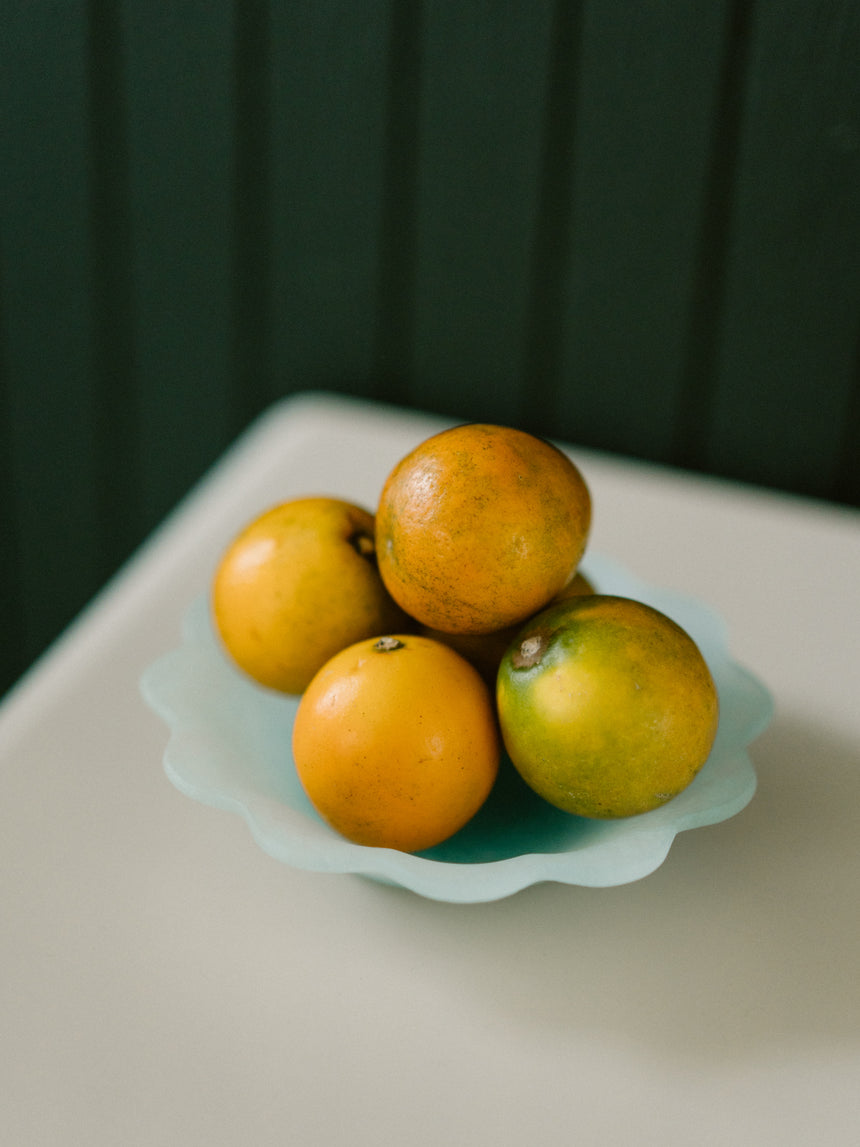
211,496,411,694
292,633,500,852
375,422,592,636
497,594,720,819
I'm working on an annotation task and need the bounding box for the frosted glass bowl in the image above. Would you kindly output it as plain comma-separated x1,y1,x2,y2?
140,554,772,903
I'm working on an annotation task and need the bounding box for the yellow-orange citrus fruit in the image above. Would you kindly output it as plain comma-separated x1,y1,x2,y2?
292,634,500,852
212,497,410,694
376,423,591,635
419,569,596,686
553,570,595,602
497,595,719,819
415,625,518,689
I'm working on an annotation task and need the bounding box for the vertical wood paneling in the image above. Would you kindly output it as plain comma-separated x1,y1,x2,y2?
410,0,556,425
673,0,753,473
269,2,392,400
832,338,860,506
0,270,26,693
0,2,102,683
702,0,860,500
521,0,584,436
121,0,236,533
372,0,422,407
233,0,274,428
550,1,730,460
88,0,140,571
1,0,858,700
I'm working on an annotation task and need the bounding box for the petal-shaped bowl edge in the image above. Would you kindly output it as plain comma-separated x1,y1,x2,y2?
140,553,773,903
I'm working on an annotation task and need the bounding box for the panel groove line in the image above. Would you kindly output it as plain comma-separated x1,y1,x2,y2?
371,0,423,408
231,0,274,429
520,0,586,435
673,0,754,473
0,262,26,696
87,0,142,573
831,320,860,507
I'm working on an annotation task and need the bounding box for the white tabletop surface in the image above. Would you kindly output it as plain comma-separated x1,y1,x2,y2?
2,392,858,1146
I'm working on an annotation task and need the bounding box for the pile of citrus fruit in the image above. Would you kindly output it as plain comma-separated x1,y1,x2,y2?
212,423,719,852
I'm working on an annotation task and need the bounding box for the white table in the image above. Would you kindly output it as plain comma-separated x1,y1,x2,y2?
2,392,859,1146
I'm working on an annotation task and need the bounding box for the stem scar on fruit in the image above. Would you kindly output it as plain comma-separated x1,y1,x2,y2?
374,636,405,652
349,531,376,559
511,632,550,669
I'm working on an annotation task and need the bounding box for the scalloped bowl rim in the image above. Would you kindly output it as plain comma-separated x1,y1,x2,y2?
140,553,773,903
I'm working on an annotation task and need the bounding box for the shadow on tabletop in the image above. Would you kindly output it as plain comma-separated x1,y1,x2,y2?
361,709,860,1063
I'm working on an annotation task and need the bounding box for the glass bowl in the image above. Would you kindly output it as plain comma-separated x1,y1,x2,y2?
140,554,772,903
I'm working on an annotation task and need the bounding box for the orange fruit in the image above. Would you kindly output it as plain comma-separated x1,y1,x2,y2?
553,570,595,602
376,423,591,635
415,625,518,689
497,595,719,819
419,569,596,686
212,497,410,694
292,634,500,852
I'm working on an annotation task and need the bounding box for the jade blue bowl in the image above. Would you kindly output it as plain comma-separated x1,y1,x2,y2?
140,553,772,903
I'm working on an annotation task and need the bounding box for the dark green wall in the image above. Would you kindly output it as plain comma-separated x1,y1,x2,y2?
1,0,858,697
